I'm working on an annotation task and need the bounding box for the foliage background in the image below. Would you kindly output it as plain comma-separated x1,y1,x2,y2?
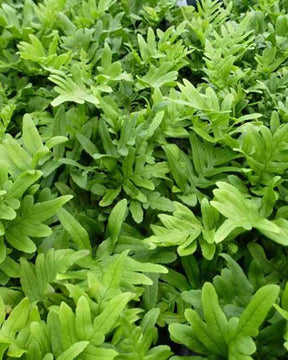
0,0,288,359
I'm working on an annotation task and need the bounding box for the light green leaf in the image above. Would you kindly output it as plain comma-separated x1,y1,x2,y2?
22,114,44,155
201,283,229,343
93,292,132,335
138,62,178,89
236,285,279,337
75,297,94,341
57,341,89,360
57,208,91,250
9,170,42,199
2,298,30,338
107,199,127,247
99,187,121,207
31,195,72,222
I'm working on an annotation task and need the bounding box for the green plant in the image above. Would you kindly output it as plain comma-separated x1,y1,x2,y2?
0,0,288,358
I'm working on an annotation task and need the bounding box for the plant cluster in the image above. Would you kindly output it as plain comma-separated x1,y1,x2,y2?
0,0,288,358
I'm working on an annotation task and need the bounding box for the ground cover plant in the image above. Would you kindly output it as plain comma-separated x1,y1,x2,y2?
0,0,288,358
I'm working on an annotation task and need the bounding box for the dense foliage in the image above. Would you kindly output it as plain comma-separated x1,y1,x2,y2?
0,0,288,358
